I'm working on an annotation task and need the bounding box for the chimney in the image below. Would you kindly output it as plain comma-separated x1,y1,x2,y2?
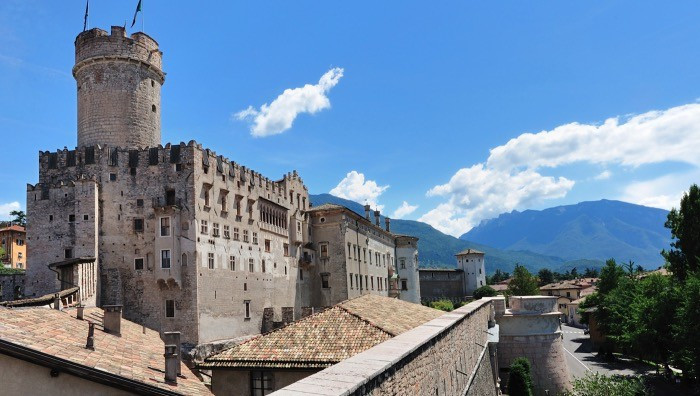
164,344,178,384
374,210,381,226
85,321,95,350
385,217,391,232
77,305,84,320
163,332,181,375
364,204,371,220
102,305,122,335
53,293,61,310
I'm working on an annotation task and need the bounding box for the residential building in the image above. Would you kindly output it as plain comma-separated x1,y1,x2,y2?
0,305,211,395
540,278,597,323
199,294,443,395
0,225,26,269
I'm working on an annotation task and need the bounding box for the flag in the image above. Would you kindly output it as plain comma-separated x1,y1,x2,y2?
131,0,142,28
83,0,89,31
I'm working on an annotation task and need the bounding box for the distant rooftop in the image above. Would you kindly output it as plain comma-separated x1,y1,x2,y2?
456,248,484,255
0,225,25,233
200,294,443,370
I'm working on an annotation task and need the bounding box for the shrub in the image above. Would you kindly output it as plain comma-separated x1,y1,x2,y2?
429,299,454,312
564,373,648,396
473,285,497,299
508,357,533,396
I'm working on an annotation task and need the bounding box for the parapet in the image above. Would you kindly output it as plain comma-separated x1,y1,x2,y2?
74,26,163,78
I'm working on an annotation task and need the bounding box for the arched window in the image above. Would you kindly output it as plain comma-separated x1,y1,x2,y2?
181,253,188,267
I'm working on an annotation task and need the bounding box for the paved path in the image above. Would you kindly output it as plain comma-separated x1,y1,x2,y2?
560,324,654,380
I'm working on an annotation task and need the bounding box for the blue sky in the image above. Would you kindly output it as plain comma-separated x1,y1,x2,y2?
1,1,700,236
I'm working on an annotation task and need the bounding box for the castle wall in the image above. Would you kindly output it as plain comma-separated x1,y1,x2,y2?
418,269,465,302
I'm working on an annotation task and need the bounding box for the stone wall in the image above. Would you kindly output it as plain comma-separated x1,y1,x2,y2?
271,298,498,396
0,274,25,301
419,269,465,302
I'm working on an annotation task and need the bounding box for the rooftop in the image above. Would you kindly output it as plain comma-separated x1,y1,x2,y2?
0,225,25,233
540,281,584,291
0,306,210,395
456,248,484,255
200,295,443,369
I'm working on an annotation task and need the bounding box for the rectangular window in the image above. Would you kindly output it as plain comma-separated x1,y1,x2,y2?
160,217,171,237
320,243,329,258
264,239,271,252
321,273,330,289
161,250,171,269
229,255,235,271
400,258,406,269
212,223,220,237
369,250,372,264
165,300,175,318
136,198,144,207
223,225,230,239
203,186,211,207
200,220,208,234
64,248,73,259
353,245,357,260
348,243,351,258
283,243,289,256
69,214,75,222
252,232,258,245
244,300,251,319
243,230,249,243
401,279,408,291
299,268,304,281
234,227,240,240
248,258,254,272
134,258,144,270
349,273,353,289
208,252,215,269
371,276,374,290
133,218,144,232
109,173,117,181
261,260,266,273
220,190,228,212
363,248,367,263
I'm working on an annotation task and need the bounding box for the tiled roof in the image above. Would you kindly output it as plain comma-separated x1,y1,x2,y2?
456,248,484,255
201,295,443,369
306,203,344,212
0,225,25,233
0,306,211,395
540,281,583,291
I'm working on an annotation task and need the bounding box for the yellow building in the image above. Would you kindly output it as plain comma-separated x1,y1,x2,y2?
539,279,596,323
0,225,26,269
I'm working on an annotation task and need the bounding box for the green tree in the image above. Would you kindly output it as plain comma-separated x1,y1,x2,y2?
673,272,700,381
662,184,700,281
597,259,625,294
9,210,25,227
507,265,540,296
537,268,554,286
473,285,497,299
565,373,648,396
571,267,579,279
583,267,599,278
429,299,454,312
508,357,533,396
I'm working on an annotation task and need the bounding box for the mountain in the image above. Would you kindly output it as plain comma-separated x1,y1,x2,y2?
309,194,604,274
460,200,671,267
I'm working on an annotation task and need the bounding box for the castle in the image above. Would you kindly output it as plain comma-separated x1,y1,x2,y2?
24,26,421,346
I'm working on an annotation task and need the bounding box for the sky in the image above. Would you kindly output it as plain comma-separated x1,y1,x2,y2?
1,1,700,237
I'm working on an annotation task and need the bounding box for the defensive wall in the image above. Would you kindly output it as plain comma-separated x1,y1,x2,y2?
271,298,499,396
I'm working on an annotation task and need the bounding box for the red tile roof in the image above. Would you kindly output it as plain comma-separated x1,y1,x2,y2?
201,295,443,369
0,225,25,233
0,306,211,395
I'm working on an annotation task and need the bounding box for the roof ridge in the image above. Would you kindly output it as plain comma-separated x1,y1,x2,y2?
337,304,397,337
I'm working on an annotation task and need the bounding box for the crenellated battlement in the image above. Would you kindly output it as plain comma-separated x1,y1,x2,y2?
74,26,163,75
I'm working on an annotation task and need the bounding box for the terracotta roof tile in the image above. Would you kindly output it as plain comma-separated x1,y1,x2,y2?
202,295,442,369
0,307,210,395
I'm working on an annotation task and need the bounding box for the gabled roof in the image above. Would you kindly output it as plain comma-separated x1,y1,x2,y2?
0,225,25,233
200,295,443,369
0,307,211,395
540,281,583,291
456,248,484,256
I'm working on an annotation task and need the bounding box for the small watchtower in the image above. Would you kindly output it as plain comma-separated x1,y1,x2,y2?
73,26,165,148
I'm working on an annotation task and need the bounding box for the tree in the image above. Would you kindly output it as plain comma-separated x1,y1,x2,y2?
597,259,625,295
537,268,554,286
565,373,648,396
662,184,700,281
583,267,599,278
473,285,497,299
507,265,540,296
571,267,578,279
673,272,700,381
508,357,533,396
9,210,25,227
488,269,509,285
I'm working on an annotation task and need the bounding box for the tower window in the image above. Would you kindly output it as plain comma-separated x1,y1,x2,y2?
152,104,157,112
151,80,155,87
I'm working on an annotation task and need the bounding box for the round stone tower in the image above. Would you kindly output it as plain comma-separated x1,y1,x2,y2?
73,26,165,148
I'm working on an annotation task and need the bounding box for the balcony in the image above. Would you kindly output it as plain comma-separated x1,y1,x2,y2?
152,197,182,209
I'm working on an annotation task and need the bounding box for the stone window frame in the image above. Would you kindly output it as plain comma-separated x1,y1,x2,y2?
401,279,408,291
212,222,220,237
248,258,254,272
264,239,271,253
133,218,144,233
319,243,329,258
208,252,215,269
244,300,251,320
229,255,235,271
200,220,209,235
233,227,240,241
223,225,230,239
252,232,258,245
321,273,330,289
160,249,171,269
159,216,171,237
349,273,353,289
165,300,175,318
283,243,289,257
134,257,144,271
400,258,406,269
243,229,249,243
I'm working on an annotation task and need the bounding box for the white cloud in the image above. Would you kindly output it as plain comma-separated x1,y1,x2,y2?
594,170,612,180
419,165,573,236
487,103,700,170
420,103,700,236
392,201,418,219
235,67,344,137
330,171,388,211
0,201,20,221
